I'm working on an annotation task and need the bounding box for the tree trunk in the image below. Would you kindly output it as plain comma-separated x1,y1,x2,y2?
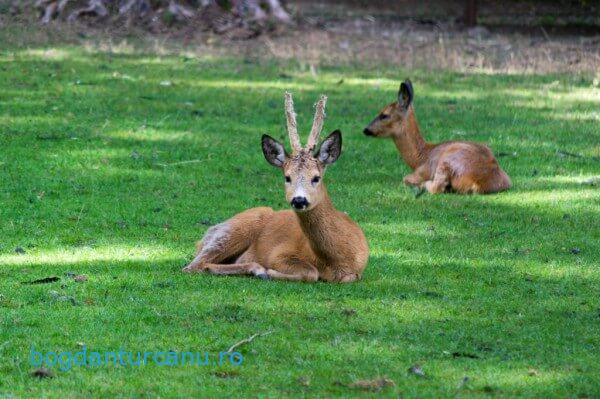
463,0,477,27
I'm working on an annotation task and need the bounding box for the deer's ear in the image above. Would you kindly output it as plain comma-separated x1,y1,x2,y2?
316,130,342,165
262,134,288,168
398,79,413,110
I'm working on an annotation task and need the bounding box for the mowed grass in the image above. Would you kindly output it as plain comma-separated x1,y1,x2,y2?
0,44,598,398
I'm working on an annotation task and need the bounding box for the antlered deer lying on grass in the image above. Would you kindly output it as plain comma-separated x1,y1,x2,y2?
183,93,369,282
363,80,511,194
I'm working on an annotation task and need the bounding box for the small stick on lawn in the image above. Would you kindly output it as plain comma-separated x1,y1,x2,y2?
556,151,600,162
76,205,85,225
155,159,203,167
557,150,582,158
227,331,273,353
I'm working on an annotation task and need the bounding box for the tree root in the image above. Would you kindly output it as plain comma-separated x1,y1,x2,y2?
67,0,108,22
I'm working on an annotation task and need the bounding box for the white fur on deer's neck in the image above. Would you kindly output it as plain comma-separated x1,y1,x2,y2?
294,186,340,261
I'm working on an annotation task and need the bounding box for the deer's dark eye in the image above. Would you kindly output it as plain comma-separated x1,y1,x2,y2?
311,176,321,184
379,114,389,120
285,176,291,183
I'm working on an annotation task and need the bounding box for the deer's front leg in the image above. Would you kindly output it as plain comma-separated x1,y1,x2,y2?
424,162,452,194
184,262,269,279
319,267,360,283
266,257,319,282
403,173,423,186
403,164,430,187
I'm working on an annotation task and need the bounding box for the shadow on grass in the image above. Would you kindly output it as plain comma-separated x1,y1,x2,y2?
1,247,597,397
2,255,597,372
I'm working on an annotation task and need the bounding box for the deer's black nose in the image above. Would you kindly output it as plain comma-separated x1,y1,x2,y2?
291,197,309,210
363,128,374,136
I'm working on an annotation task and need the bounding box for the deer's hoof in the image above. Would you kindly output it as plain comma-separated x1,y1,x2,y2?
255,273,271,280
410,186,426,198
182,264,205,273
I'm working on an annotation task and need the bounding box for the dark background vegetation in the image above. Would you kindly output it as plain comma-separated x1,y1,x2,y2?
1,0,598,73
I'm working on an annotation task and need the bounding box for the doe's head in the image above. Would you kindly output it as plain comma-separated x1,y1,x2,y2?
363,79,414,138
262,92,342,212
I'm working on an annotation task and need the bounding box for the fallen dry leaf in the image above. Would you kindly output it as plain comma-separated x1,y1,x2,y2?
297,375,311,387
349,376,395,390
211,370,240,378
31,368,55,379
408,364,426,377
49,291,77,305
341,308,357,316
22,276,60,285
452,351,480,359
73,275,88,282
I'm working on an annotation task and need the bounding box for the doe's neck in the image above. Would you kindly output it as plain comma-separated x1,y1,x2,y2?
391,109,431,169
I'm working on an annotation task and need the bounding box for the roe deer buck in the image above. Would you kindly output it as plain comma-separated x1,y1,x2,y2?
182,93,369,282
363,79,511,194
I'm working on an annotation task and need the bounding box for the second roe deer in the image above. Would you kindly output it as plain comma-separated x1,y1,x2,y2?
182,92,369,282
363,79,511,194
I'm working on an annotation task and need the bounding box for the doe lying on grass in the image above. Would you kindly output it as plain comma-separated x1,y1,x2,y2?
363,79,511,194
183,92,369,282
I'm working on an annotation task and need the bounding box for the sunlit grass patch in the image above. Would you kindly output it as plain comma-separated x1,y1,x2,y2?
0,46,598,398
0,245,177,267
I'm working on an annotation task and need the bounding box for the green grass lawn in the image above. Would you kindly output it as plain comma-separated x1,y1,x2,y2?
0,44,598,398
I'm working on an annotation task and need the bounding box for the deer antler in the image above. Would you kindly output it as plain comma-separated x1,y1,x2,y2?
306,95,327,152
284,92,302,153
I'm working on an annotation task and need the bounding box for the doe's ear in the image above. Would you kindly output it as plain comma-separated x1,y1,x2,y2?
398,79,414,111
261,134,288,168
316,130,342,165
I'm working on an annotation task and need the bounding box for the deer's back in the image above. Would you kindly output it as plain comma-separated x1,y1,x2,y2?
427,141,510,193
427,141,499,174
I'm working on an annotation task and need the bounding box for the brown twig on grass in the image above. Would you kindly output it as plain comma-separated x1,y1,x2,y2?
226,330,273,353
349,376,395,390
154,159,203,167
